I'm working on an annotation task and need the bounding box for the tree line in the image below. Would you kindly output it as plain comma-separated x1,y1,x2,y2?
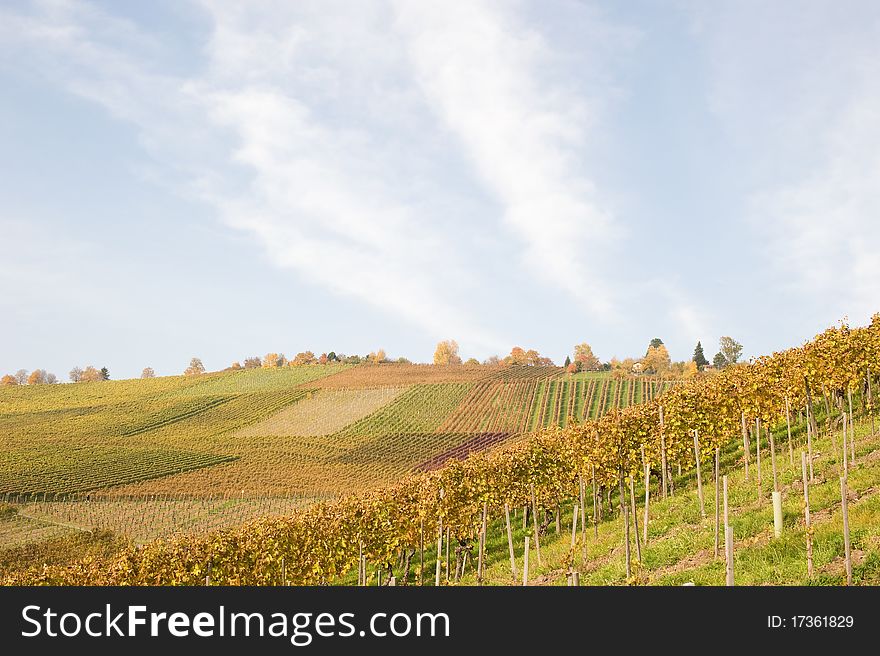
2,336,745,385
0,367,111,386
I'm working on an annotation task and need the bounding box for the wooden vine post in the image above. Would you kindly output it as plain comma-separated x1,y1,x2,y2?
847,387,855,463
770,428,782,538
504,503,517,583
435,487,444,587
445,527,450,584
806,411,815,481
522,536,530,586
868,368,875,436
714,446,720,558
659,404,668,499
804,376,819,446
477,500,488,585
629,477,642,564
641,445,650,545
741,412,750,481
591,465,599,539
435,524,442,587
755,418,762,497
693,430,705,519
842,411,848,473
578,473,588,561
530,484,542,566
841,477,852,586
769,428,778,492
723,475,733,586
786,396,794,467
619,469,631,579
419,518,424,586
801,451,813,578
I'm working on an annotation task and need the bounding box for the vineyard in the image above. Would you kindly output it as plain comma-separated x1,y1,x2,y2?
2,315,877,586
0,361,667,557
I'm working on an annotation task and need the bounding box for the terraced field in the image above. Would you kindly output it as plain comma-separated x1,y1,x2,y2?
0,447,236,496
0,364,667,550
438,377,674,433
308,364,491,388
13,493,325,545
237,387,405,437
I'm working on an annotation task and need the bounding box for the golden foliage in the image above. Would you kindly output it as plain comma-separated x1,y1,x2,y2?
5,316,880,585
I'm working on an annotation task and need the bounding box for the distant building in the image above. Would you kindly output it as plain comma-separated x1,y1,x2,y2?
631,362,644,374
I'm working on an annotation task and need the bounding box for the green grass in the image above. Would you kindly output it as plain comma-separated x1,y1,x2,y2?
334,384,472,440
437,413,880,587
0,368,335,495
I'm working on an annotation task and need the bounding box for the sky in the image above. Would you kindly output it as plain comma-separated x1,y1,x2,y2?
2,0,880,380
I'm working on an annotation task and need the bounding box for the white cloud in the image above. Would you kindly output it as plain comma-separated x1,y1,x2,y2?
694,1,880,326
393,1,625,316
0,0,513,351
0,0,642,354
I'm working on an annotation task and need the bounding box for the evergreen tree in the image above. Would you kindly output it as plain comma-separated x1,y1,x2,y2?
564,355,571,368
100,366,110,381
692,341,709,370
713,352,728,369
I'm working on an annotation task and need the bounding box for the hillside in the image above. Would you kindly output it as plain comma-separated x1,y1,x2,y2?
1,316,879,586
0,364,667,548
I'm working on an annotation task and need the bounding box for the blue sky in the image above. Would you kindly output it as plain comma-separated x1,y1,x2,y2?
2,0,879,379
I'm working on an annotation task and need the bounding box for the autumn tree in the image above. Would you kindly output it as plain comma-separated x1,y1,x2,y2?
719,336,743,365
433,340,462,365
1,374,18,385
28,369,48,385
318,353,328,365
46,372,57,384
184,358,205,376
141,367,156,378
262,353,286,368
464,357,480,365
228,362,242,371
80,366,103,382
504,347,526,365
713,352,728,369
368,349,387,364
642,344,671,374
14,369,28,385
243,356,261,369
483,355,501,365
566,362,578,374
69,367,83,383
573,343,601,371
693,341,708,370
292,351,317,366
646,338,664,356
396,357,412,364
504,347,554,366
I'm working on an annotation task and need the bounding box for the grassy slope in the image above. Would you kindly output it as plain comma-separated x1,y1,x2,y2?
0,366,346,496
0,367,664,554
449,416,880,586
